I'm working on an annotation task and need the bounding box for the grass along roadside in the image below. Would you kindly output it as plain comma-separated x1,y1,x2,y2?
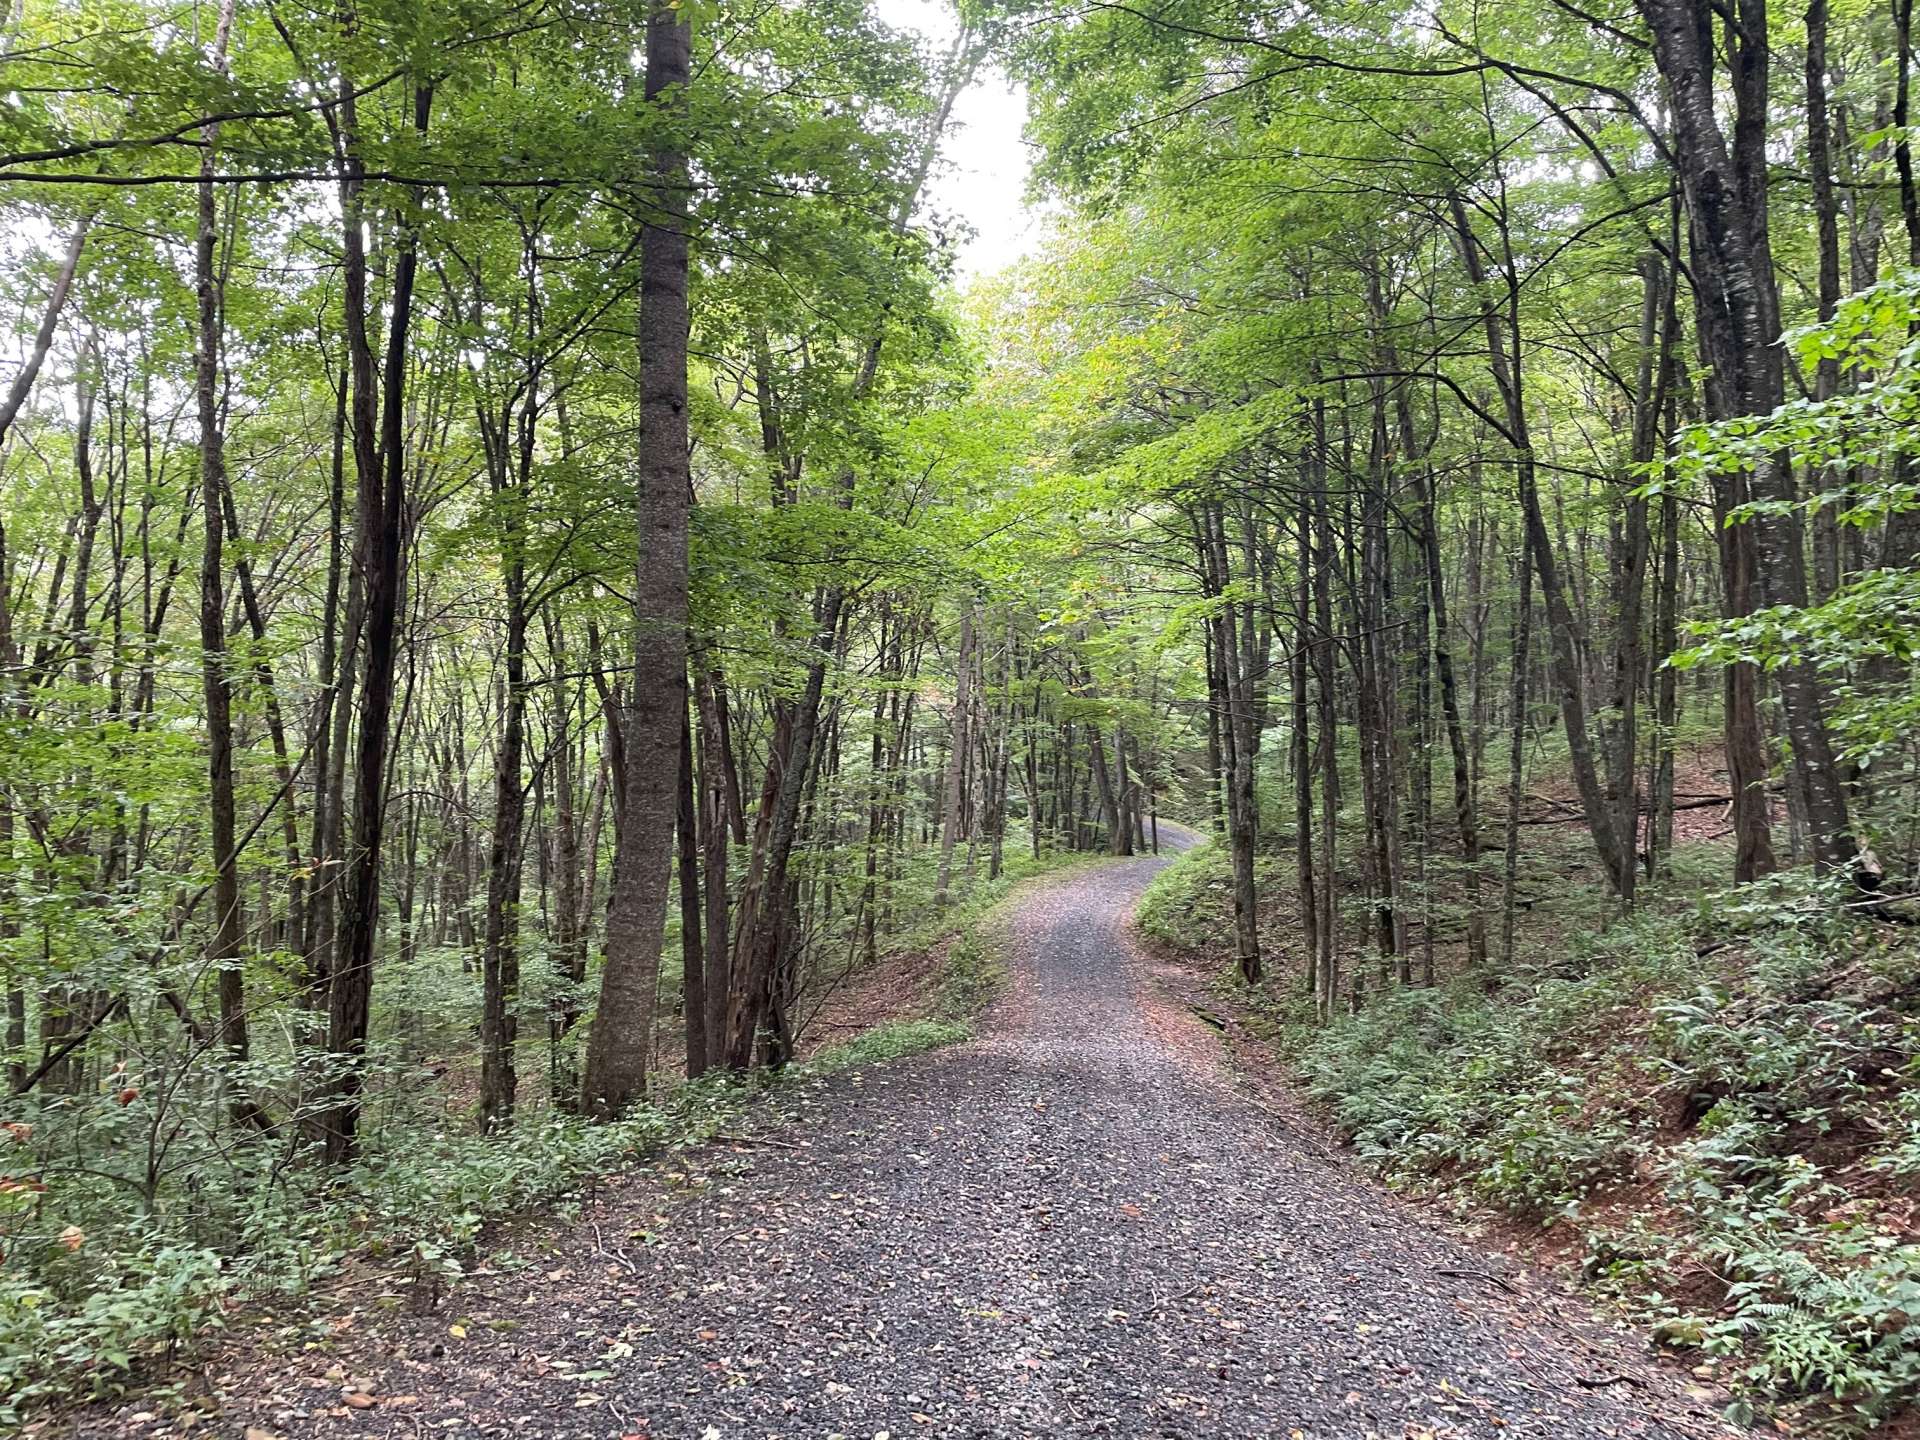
20,1033,918,1423
1137,838,1920,1435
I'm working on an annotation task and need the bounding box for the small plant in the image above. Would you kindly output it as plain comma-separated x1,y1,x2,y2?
0,1244,226,1425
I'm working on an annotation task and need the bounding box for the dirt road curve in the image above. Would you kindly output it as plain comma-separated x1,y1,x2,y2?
126,834,1736,1439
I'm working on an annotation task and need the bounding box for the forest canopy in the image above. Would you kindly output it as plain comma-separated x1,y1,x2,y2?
4,0,1920,1422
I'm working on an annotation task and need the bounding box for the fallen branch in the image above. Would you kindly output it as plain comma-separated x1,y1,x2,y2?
711,1131,806,1151
1434,1266,1521,1295
1502,794,1738,827
589,1219,637,1274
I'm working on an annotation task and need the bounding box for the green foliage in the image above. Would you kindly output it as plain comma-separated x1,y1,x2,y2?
1660,271,1920,780
1136,840,1227,952
1296,896,1920,1426
1292,947,1671,1213
0,1075,757,1418
809,1018,970,1072
0,1244,225,1424
936,928,1003,1020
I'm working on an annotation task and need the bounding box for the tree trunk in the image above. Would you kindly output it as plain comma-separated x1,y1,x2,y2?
693,655,732,1066
479,553,528,1133
1310,449,1340,1018
1500,521,1533,969
0,218,89,450
193,0,256,1127
1638,0,1857,874
581,3,692,1118
1416,466,1485,970
677,704,706,1079
1201,504,1261,983
1291,493,1319,978
546,612,587,1106
320,79,433,1165
935,608,975,904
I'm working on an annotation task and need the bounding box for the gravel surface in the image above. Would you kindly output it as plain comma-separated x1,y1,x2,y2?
144,835,1738,1440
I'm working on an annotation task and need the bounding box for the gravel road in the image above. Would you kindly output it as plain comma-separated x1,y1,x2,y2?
186,835,1735,1440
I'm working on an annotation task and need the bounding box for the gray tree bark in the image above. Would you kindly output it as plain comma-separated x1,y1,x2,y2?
582,0,693,1117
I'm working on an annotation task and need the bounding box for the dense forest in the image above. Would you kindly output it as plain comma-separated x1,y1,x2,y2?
5,0,1920,1427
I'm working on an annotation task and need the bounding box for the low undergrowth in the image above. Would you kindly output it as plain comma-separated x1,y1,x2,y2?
813,1016,971,1069
1143,840,1920,1433
1,1077,748,1422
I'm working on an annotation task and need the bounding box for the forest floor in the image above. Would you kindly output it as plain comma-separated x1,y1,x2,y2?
74,832,1742,1440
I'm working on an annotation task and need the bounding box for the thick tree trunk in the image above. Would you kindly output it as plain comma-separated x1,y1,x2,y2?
1110,728,1137,857
1088,725,1123,850
1807,0,1845,599
302,378,353,991
1875,0,1920,589
582,2,693,1117
1601,251,1671,907
546,613,587,1106
1650,483,1682,875
862,608,896,960
723,598,839,1070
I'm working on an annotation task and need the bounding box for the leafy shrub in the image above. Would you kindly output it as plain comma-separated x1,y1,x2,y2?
0,1244,225,1425
0,1073,758,1417
1137,842,1235,953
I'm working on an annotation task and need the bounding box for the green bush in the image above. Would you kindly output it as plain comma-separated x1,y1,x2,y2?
0,1070,767,1418
1136,840,1229,952
0,1243,225,1423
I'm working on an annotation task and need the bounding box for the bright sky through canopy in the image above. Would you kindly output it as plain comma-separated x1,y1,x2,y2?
875,0,1040,279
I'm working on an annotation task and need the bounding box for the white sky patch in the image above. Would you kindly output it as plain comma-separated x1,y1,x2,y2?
874,0,1042,281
